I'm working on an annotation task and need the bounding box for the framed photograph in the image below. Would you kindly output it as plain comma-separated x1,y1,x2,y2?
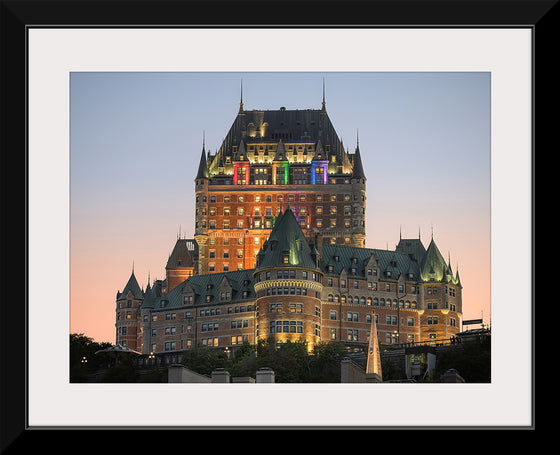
2,0,547,444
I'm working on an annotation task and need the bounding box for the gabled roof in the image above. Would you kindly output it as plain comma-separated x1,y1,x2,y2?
255,206,318,270
321,244,421,280
117,271,143,301
153,268,256,309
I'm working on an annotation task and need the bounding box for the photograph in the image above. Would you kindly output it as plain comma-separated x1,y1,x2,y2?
69,71,491,386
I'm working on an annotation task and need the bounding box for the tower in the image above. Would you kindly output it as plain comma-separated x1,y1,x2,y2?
194,91,367,274
253,207,323,350
115,268,143,350
418,237,463,342
165,237,195,293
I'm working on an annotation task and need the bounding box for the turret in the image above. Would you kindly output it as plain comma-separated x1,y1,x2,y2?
115,268,143,348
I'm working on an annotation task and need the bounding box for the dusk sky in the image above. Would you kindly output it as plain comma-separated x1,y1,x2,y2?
70,71,490,344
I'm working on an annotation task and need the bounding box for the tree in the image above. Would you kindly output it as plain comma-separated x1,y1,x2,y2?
181,346,228,376
256,338,310,382
69,333,112,382
433,337,491,382
309,342,348,382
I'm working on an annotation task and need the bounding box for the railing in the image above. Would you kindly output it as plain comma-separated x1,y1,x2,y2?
381,336,464,351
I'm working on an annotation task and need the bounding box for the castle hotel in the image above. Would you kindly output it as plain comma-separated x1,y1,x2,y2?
114,90,463,357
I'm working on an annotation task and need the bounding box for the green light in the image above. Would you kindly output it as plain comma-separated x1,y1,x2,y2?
282,162,289,185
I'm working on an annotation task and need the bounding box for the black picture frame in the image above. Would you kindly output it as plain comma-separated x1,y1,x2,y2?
1,0,550,448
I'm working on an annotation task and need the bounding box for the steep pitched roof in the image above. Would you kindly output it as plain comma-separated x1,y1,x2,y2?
141,282,156,309
166,238,194,269
351,144,366,179
207,107,349,176
196,147,209,180
419,238,448,282
255,206,318,270
153,268,256,309
321,244,421,280
117,271,143,300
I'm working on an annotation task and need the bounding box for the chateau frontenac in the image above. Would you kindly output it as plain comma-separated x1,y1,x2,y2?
115,92,463,357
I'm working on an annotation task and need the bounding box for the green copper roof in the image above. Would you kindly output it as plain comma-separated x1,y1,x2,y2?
255,206,318,271
153,268,256,309
420,238,449,282
117,271,143,300
321,244,421,280
141,282,156,309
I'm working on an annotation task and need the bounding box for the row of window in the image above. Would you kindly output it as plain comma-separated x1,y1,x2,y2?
197,217,364,230
201,205,363,217
197,193,361,204
256,269,321,282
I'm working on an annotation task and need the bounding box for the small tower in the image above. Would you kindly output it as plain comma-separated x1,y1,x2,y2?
194,138,210,273
253,207,324,351
165,238,195,292
350,134,366,247
115,268,143,349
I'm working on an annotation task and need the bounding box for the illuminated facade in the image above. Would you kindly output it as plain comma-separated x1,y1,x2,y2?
115,95,463,358
194,95,366,274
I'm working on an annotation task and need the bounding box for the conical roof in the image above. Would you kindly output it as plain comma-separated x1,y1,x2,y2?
196,147,209,179
256,206,318,270
352,144,366,179
142,282,156,309
420,238,448,282
117,271,143,300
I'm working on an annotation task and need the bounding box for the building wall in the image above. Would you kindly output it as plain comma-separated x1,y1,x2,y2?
118,275,462,354
115,290,141,350
194,180,366,274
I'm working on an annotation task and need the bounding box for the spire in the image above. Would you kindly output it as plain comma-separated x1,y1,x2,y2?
352,141,366,179
365,311,382,382
321,77,326,111
196,143,209,180
239,79,244,112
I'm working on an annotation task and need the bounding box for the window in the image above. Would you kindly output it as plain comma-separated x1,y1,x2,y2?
347,329,358,341
330,311,337,320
